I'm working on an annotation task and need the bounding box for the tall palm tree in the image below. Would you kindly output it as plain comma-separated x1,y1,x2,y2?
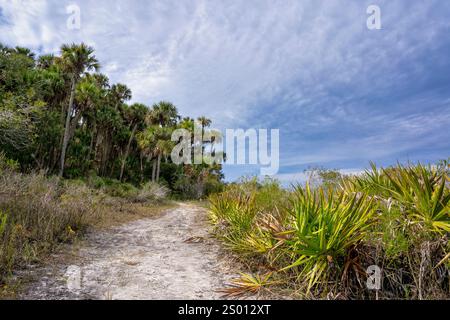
197,116,212,132
147,101,180,127
143,102,179,182
137,126,157,181
155,137,174,182
110,83,132,111
136,125,173,182
119,103,148,181
59,43,99,177
70,77,99,140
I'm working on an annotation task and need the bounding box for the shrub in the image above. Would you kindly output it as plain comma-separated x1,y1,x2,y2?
135,181,169,203
86,176,139,200
0,171,100,282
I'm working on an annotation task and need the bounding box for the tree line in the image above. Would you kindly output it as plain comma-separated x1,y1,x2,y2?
0,43,224,198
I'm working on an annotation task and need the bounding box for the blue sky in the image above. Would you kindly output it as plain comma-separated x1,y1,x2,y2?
1,0,449,182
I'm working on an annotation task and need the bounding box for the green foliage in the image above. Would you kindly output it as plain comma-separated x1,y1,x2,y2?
0,152,19,173
210,162,450,299
344,163,450,233
0,42,224,198
86,176,138,199
281,185,376,291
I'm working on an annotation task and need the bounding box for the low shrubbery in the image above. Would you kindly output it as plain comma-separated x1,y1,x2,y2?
0,170,100,282
210,164,449,299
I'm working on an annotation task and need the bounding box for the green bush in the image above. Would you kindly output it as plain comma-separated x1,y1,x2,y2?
86,176,139,200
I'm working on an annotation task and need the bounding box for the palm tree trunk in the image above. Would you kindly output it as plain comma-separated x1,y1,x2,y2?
93,130,103,174
140,153,144,183
152,158,157,182
89,123,96,159
156,153,162,182
68,111,82,141
59,76,76,177
119,124,137,181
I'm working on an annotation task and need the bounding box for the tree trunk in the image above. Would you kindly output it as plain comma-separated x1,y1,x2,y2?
140,153,144,183
152,158,157,182
101,132,112,176
68,111,83,141
93,130,103,174
119,124,137,182
59,76,76,177
89,122,96,160
156,153,162,182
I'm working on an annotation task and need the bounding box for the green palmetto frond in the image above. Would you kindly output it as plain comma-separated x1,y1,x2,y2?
342,162,450,233
280,185,376,292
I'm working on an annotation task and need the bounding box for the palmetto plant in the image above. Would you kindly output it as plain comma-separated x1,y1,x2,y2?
209,185,258,249
281,185,376,292
382,164,449,233
344,163,450,233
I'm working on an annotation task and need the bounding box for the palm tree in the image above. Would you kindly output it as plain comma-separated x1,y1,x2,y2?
137,126,157,181
110,83,132,111
59,43,99,177
147,101,179,127
71,76,100,140
37,54,55,69
155,137,174,182
142,102,179,182
197,116,212,132
136,126,173,182
119,103,148,181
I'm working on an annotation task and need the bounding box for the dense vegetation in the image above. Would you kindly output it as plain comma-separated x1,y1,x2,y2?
210,162,450,299
0,43,224,198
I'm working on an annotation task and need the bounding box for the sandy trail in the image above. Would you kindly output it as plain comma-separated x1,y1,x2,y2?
21,203,236,300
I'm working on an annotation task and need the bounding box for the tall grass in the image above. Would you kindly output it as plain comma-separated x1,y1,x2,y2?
209,163,450,299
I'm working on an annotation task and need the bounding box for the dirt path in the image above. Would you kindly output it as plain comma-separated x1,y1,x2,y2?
21,203,237,300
